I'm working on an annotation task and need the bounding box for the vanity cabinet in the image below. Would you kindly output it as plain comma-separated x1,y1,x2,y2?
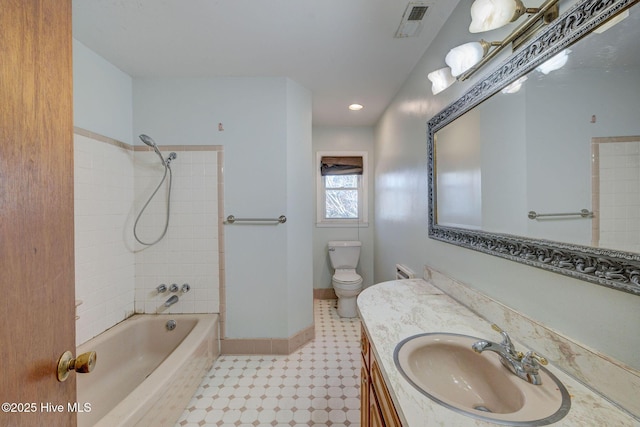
361,325,402,427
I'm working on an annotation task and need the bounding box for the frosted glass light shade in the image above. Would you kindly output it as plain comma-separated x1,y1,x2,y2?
469,0,520,33
428,67,456,95
445,42,486,77
536,49,570,74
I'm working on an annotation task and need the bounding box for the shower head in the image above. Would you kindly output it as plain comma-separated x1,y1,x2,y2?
139,133,167,166
139,134,157,148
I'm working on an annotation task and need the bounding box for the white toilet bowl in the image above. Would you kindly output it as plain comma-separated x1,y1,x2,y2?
328,241,364,318
332,269,363,318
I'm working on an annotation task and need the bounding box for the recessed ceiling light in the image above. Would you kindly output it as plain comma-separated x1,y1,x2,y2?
349,104,364,111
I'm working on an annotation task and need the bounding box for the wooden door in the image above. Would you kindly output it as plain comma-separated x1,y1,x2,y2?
0,1,76,426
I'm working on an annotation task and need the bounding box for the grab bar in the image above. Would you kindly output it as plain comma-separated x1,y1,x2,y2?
226,214,287,224
527,209,593,220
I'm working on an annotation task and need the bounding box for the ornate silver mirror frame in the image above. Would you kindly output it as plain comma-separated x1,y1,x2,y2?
427,0,640,296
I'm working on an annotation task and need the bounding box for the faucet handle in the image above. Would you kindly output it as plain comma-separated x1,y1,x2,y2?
491,324,523,359
523,351,548,366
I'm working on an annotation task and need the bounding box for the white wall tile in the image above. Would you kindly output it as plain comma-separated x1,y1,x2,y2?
134,150,220,315
74,134,136,346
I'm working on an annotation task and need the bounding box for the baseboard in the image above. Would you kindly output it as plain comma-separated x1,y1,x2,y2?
221,324,316,355
313,288,337,299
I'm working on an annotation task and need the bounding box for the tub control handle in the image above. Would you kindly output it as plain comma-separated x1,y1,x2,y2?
57,350,97,382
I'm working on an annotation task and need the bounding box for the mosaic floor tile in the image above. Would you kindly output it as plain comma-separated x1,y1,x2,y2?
176,299,361,426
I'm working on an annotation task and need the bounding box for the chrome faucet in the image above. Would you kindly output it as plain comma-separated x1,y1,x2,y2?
164,295,179,307
472,324,548,385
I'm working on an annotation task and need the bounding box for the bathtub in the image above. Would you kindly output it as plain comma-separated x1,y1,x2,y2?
77,313,219,427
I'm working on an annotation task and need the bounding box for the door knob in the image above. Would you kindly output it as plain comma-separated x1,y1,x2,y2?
57,350,97,382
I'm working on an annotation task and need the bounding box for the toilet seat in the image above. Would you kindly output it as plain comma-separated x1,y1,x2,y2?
333,269,362,284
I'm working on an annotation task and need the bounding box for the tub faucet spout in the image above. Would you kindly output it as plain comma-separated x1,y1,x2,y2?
164,295,179,307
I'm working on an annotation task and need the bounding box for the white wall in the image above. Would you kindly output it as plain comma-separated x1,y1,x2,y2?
312,127,375,289
133,77,314,339
285,80,314,336
73,40,133,144
374,0,640,369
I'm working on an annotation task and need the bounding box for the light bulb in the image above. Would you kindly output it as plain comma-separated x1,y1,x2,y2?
469,0,522,33
428,67,456,95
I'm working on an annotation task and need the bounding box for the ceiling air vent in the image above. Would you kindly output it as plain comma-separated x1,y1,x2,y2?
395,2,430,38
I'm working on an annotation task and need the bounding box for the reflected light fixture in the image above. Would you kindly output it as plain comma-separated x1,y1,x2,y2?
428,67,456,95
501,75,528,94
536,49,570,74
348,103,364,111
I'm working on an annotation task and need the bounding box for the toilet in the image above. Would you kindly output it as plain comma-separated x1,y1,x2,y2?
328,240,364,318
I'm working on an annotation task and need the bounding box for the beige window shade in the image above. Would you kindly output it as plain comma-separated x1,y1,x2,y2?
320,156,363,176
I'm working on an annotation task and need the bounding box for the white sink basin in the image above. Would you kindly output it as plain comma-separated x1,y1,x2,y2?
394,333,571,425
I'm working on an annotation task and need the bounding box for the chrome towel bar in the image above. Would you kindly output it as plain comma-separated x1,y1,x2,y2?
527,209,593,220
226,215,287,224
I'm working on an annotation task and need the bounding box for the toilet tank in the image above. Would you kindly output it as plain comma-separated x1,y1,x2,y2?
328,241,362,269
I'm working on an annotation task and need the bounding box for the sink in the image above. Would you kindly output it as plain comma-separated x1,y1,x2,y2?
394,333,571,426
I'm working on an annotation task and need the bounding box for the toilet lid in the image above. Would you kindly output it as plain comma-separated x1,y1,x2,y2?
334,270,362,283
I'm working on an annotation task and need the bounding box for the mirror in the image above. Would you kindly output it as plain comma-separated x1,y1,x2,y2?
428,0,640,296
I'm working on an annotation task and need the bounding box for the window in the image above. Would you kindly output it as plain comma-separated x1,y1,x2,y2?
316,152,368,226
325,175,359,219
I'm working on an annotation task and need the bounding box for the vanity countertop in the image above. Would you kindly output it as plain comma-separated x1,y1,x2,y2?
357,279,639,426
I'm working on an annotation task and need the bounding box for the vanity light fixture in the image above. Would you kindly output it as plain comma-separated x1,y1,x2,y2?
427,0,562,93
348,103,364,111
428,67,456,95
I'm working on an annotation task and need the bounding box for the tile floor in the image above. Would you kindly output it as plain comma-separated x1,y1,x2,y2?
176,299,362,427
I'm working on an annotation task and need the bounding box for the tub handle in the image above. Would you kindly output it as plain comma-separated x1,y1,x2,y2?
57,350,97,382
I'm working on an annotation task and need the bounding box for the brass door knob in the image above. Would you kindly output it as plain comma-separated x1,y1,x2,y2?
57,350,97,382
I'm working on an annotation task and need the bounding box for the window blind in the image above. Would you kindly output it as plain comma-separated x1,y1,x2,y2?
320,156,363,176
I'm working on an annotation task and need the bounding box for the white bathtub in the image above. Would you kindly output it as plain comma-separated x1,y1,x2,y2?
77,314,219,427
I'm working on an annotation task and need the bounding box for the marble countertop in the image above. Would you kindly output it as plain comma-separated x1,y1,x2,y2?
357,279,640,426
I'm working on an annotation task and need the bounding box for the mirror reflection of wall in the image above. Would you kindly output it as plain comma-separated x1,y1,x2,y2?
435,111,482,229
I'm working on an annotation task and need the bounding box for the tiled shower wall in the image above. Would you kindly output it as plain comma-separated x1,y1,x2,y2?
133,147,221,315
74,130,222,346
74,131,136,345
592,137,640,252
